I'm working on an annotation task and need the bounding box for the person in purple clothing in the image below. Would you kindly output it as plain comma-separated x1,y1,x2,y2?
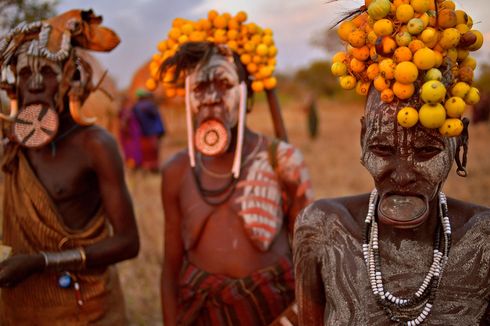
119,95,143,169
133,88,165,171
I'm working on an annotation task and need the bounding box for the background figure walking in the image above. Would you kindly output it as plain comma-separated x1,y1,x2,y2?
133,89,165,172
119,95,143,169
305,94,319,140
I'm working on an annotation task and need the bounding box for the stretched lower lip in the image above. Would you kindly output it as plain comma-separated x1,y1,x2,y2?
377,192,429,229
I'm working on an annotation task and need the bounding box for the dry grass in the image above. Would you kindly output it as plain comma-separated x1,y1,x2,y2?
1,97,490,325
118,96,490,324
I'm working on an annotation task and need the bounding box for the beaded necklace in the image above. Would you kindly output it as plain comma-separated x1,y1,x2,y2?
193,134,264,206
362,189,451,325
197,134,263,179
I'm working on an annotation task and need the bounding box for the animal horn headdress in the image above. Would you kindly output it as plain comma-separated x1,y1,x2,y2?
0,9,120,126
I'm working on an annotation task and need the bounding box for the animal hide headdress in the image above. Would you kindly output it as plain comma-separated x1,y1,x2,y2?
0,9,120,125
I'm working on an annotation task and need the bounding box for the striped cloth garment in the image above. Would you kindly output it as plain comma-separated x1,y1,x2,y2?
177,257,295,326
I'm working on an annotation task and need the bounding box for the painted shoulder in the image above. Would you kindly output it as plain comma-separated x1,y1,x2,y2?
463,206,490,236
294,194,369,241
275,139,306,165
272,139,314,201
295,197,354,236
447,196,490,237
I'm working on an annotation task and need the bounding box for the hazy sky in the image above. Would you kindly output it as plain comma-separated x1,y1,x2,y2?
57,0,490,89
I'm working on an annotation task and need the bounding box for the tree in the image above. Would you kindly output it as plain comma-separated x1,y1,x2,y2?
294,60,340,96
310,27,344,54
0,0,58,32
475,63,490,91
472,63,490,123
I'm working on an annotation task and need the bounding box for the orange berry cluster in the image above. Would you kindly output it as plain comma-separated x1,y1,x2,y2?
146,10,278,98
331,0,484,136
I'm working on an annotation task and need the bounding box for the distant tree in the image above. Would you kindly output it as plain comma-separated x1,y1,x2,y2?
310,27,344,54
294,60,340,96
0,0,58,32
475,63,490,90
472,63,490,124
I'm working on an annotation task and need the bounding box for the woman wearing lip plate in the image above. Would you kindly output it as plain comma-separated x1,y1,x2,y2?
293,1,489,325
294,85,490,325
152,11,313,326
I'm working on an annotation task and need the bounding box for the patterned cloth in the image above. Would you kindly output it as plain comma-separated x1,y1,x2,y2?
237,139,313,251
177,257,295,326
0,146,127,325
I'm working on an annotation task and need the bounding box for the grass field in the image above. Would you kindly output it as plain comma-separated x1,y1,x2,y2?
117,96,490,324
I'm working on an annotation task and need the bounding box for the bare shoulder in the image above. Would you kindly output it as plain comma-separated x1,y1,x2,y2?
447,197,490,238
295,194,369,243
160,149,189,196
295,199,349,230
161,149,188,178
79,125,119,156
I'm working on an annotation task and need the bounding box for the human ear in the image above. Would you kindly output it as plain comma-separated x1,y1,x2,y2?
360,116,366,148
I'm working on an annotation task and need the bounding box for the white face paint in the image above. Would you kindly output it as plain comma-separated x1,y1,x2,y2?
16,50,63,84
188,53,241,128
361,89,457,227
15,48,63,110
12,49,63,148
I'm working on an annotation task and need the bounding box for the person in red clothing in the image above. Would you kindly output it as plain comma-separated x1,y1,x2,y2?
119,95,143,169
133,88,165,171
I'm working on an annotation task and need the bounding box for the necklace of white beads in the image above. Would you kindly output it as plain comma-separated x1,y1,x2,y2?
362,189,451,325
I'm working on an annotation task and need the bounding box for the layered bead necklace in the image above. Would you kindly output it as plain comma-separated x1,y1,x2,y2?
362,189,452,325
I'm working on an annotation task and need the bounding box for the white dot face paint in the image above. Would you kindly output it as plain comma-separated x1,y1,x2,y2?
188,53,241,128
361,89,457,227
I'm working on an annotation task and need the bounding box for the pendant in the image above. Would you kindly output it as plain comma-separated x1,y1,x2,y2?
58,271,84,306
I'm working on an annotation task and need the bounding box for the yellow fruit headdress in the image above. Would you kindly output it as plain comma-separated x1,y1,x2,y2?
146,10,278,97
331,0,484,136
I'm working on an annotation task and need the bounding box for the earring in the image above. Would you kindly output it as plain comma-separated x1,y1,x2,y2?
0,97,18,121
69,81,96,126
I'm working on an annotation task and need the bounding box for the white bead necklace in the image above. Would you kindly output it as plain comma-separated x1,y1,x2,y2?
362,189,452,325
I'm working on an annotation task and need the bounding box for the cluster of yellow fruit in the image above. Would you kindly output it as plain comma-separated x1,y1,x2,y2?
331,0,484,136
145,10,278,98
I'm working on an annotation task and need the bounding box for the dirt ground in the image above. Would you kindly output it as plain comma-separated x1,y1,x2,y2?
116,96,490,324
1,96,489,325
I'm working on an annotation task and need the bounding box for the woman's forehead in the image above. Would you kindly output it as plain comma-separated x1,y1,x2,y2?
192,54,238,81
16,51,62,75
364,92,447,147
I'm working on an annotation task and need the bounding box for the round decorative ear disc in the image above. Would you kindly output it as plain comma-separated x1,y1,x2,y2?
13,104,59,148
194,119,230,156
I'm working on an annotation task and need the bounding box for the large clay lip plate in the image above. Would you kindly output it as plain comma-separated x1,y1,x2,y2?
13,103,59,148
378,193,429,228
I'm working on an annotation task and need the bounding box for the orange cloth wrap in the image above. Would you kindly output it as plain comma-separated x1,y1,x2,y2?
0,149,126,325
